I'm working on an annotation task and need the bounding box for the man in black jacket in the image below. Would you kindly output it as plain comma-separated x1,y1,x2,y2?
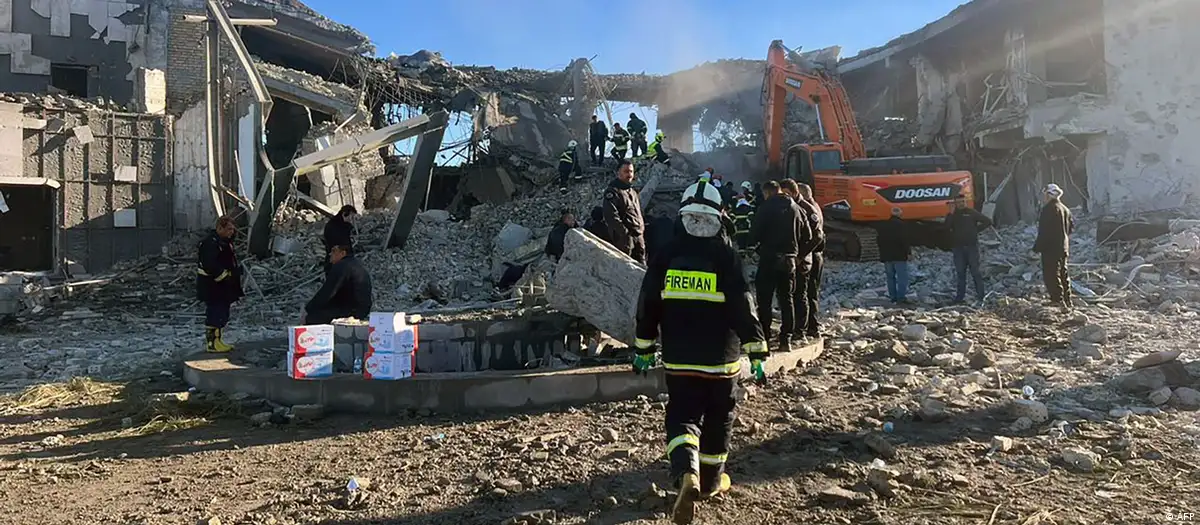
544,209,577,261
323,205,357,275
876,208,912,303
947,195,992,304
610,123,630,163
196,216,244,353
782,180,823,338
751,181,812,352
584,206,609,243
796,183,825,338
633,180,767,523
589,115,609,166
1034,183,1074,307
304,245,373,324
603,160,646,263
627,113,648,158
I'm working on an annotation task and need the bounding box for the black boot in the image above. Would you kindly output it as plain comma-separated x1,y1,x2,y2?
777,334,793,353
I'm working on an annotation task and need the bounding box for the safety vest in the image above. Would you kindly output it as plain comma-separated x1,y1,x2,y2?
559,149,574,165
612,130,629,149
732,208,753,235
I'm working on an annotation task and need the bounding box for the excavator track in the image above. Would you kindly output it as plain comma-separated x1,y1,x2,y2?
823,220,880,262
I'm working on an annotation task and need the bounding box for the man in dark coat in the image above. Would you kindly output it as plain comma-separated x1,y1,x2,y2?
304,244,373,324
876,208,912,303
946,195,992,304
196,216,244,352
627,113,648,158
1034,183,1074,307
584,206,609,243
750,181,812,352
603,160,646,263
323,205,357,275
589,115,609,166
545,209,578,261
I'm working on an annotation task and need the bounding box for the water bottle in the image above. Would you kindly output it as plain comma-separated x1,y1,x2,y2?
353,357,363,374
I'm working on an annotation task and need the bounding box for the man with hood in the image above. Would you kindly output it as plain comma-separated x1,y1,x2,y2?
633,178,768,524
1034,183,1074,307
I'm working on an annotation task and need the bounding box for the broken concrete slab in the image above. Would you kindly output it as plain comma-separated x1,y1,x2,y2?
546,229,644,345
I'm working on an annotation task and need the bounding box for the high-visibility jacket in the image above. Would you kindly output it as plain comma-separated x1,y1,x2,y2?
644,139,669,163
731,203,754,237
635,233,766,379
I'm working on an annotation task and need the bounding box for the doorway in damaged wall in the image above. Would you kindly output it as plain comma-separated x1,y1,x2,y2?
0,184,56,271
50,64,90,98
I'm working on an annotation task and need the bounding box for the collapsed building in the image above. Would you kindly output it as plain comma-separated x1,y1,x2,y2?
1,0,1197,279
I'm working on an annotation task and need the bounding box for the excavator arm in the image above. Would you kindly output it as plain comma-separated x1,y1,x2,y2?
764,40,867,173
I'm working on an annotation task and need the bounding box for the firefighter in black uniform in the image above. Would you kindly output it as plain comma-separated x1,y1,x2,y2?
796,183,825,338
750,181,812,352
627,112,648,158
603,160,646,263
731,197,755,255
589,115,609,166
633,179,768,525
610,122,630,163
196,216,244,353
557,140,582,190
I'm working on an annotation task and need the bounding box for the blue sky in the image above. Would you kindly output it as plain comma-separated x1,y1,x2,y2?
301,0,967,159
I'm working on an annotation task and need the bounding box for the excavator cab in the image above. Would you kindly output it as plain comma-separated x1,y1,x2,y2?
785,143,844,186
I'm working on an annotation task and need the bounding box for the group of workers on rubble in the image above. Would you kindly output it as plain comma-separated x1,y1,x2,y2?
558,113,669,190
193,143,1076,525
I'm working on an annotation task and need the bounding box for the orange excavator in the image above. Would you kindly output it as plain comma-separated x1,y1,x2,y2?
763,39,975,260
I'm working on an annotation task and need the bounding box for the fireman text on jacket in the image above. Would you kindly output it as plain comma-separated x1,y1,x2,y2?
662,270,725,303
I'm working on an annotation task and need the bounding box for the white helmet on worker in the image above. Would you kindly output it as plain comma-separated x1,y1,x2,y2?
740,181,753,191
679,180,724,217
567,139,577,148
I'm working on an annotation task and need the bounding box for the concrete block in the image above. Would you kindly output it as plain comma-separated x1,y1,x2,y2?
113,208,136,228
418,323,466,341
72,125,93,145
134,68,167,115
114,165,137,182
462,378,531,409
527,374,599,406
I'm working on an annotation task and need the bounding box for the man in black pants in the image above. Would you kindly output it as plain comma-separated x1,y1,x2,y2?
750,181,812,352
633,180,767,524
196,216,243,353
1034,183,1074,307
589,115,608,166
797,183,825,338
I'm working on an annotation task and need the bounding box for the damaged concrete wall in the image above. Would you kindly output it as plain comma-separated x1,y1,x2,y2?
0,0,153,104
479,91,571,159
1092,0,1200,215
301,120,383,212
16,103,172,272
172,98,213,231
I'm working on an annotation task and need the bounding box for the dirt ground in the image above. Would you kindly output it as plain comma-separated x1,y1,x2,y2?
2,305,1200,525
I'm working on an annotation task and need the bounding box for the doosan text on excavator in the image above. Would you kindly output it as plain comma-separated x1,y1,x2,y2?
762,39,976,260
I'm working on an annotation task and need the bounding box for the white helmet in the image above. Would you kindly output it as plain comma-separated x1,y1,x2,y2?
679,180,724,217
740,181,753,191
567,140,578,148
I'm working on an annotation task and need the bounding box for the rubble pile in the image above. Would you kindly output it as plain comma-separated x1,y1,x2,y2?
824,215,1200,309
0,92,131,112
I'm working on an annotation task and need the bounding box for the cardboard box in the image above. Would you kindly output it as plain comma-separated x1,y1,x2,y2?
369,325,419,354
288,350,334,379
288,324,335,355
368,312,406,334
364,347,413,380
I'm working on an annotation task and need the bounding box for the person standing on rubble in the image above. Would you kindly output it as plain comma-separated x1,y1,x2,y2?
303,244,372,325
603,160,646,263
1034,183,1074,307
632,178,768,524
610,123,631,163
876,207,912,304
781,180,820,339
740,181,757,211
751,180,811,352
558,140,582,191
947,195,992,304
643,131,671,165
196,216,243,353
544,209,578,262
796,183,825,338
323,205,357,275
589,115,609,166
584,206,610,243
731,197,754,255
627,113,648,158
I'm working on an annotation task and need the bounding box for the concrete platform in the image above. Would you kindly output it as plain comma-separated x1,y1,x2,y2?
182,339,823,414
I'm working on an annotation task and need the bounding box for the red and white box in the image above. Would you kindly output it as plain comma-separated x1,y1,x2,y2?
287,324,335,379
363,346,414,380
